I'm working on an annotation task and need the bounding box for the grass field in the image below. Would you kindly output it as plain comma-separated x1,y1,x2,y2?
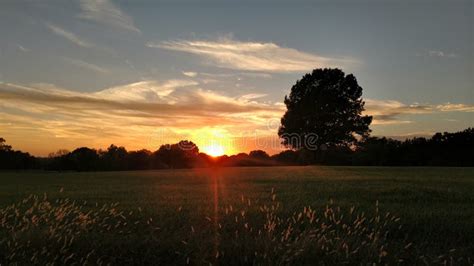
0,166,473,264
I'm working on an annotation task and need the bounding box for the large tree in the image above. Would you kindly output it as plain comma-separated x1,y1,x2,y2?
278,68,372,151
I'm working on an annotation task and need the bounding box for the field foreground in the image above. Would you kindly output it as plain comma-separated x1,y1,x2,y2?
0,166,473,264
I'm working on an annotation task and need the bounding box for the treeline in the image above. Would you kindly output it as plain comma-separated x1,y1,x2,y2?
37,141,278,171
0,128,473,171
352,128,474,166
271,128,473,167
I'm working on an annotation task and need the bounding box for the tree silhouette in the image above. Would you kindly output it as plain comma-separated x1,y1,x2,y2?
279,68,372,151
127,149,152,170
69,147,100,171
0,138,12,152
0,138,35,169
101,144,128,170
249,150,270,160
154,140,199,168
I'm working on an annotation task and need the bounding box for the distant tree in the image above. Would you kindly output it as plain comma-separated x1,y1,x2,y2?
194,152,213,168
249,150,270,160
46,149,72,170
278,68,372,152
220,153,248,167
0,138,12,152
220,152,275,167
69,147,99,171
48,149,70,158
101,144,128,170
0,138,35,169
127,149,152,170
271,150,299,165
154,140,199,168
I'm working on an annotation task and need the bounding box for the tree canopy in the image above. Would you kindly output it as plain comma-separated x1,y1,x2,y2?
279,68,372,150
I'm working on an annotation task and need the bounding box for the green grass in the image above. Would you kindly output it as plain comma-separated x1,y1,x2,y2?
0,166,473,264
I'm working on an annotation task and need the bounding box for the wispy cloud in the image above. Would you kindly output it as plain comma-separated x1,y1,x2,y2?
93,80,198,101
238,93,267,102
417,50,458,58
382,131,435,140
46,23,94,48
436,103,474,112
182,71,272,79
62,57,109,74
148,37,355,72
239,72,272,79
364,99,474,125
428,50,457,58
78,0,141,33
182,71,198,77
365,99,430,124
17,45,30,52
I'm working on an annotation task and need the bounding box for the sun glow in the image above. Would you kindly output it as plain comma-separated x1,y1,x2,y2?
185,127,236,156
203,143,225,157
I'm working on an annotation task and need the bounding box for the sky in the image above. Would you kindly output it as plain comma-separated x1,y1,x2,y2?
0,0,473,156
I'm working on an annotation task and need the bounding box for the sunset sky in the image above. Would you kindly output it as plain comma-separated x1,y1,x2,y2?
0,0,473,156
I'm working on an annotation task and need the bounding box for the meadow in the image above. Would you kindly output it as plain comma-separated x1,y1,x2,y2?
0,166,473,265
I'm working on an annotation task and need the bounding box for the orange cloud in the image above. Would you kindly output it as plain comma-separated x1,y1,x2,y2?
0,81,284,155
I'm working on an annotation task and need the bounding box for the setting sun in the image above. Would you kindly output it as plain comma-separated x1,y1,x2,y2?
202,143,225,157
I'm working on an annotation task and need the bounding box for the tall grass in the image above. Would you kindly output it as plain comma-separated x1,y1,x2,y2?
0,190,470,265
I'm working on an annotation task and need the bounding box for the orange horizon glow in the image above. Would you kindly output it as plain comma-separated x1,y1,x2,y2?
2,123,288,157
